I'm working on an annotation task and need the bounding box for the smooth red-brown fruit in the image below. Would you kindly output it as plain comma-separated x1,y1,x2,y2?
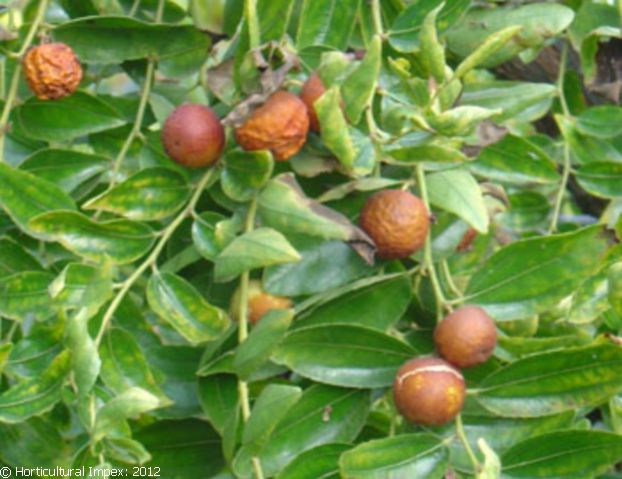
393,357,465,426
234,91,309,161
359,189,429,260
161,104,225,168
23,43,82,100
434,305,497,368
300,72,325,132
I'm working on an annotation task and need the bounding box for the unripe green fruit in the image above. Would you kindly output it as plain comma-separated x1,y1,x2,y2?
393,357,465,426
161,104,225,168
434,305,497,368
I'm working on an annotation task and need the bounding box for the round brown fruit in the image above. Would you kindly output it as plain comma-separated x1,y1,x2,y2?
231,280,292,325
299,72,325,132
393,357,465,426
359,189,429,260
234,91,309,161
23,43,82,100
161,104,225,168
434,305,497,368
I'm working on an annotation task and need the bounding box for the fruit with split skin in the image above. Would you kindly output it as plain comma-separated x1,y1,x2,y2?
434,305,497,368
161,104,225,168
231,280,292,325
393,356,465,426
359,189,429,260
234,91,309,161
23,42,82,100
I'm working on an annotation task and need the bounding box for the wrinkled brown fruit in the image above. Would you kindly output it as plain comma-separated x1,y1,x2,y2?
161,104,225,168
234,91,309,161
23,43,82,100
300,72,325,132
359,189,429,260
434,305,497,368
393,357,465,426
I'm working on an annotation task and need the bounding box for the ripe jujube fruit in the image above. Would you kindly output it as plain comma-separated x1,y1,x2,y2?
359,189,429,260
231,280,292,325
234,91,309,161
434,305,497,368
23,43,82,100
161,104,225,168
393,357,465,426
300,72,325,132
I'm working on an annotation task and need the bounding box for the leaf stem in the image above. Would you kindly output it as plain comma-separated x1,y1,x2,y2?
441,259,462,299
371,0,383,37
0,0,50,161
456,413,481,475
94,168,216,346
415,164,445,321
549,40,570,234
244,0,260,49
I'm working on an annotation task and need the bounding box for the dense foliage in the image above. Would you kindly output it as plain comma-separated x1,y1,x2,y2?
1,0,622,478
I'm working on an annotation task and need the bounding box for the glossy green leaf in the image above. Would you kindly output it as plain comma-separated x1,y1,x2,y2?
498,192,550,232
496,335,589,362
20,149,109,193
232,385,370,478
477,343,622,417
419,6,446,83
315,87,356,170
0,271,54,321
471,135,559,185
558,115,622,165
575,162,622,198
0,238,42,279
341,35,382,124
575,106,622,139
0,418,65,467
296,275,412,331
50,263,113,315
234,309,293,380
339,433,448,479
83,167,190,221
257,0,295,41
0,351,70,423
197,374,239,436
93,387,161,441
465,226,611,320
65,312,100,396
276,443,350,479
147,272,229,345
14,92,126,143
427,106,499,136
0,163,76,234
501,430,622,478
263,234,373,297
192,212,238,261
427,169,489,233
5,325,63,378
273,324,414,387
446,4,575,67
296,0,360,50
29,211,156,265
568,267,610,324
387,144,468,165
242,384,302,454
213,227,301,282
221,150,273,202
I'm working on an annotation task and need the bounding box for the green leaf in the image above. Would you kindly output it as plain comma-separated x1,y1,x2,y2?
339,433,448,479
557,115,622,165
14,91,126,143
50,263,113,315
197,374,239,436
192,212,238,261
257,0,295,42
83,167,190,221
242,384,302,454
465,226,611,321
0,418,66,467
147,272,230,345
296,275,412,331
0,351,70,423
0,271,54,321
427,106,499,136
501,430,622,478
575,162,622,198
53,17,210,67
232,385,370,478
446,4,575,68
221,150,273,202
387,144,468,165
0,237,42,279
29,211,156,265
93,387,161,442
20,149,109,193
65,313,100,397
5,325,63,378
296,0,360,50
471,135,559,185
0,163,76,234
273,324,415,388
276,443,350,479
315,87,356,171
427,169,489,234
263,234,373,297
234,309,293,380
99,328,165,398
477,343,622,417
213,228,301,283
419,5,446,83
341,35,382,124
575,106,622,139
